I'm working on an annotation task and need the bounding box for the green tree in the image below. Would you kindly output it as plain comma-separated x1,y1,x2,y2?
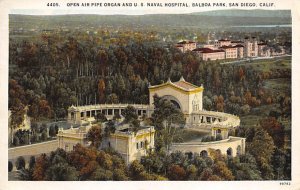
46,162,78,181
130,119,141,133
29,156,36,170
104,120,116,137
151,95,185,151
67,144,98,180
186,164,197,180
199,167,213,180
41,130,48,141
123,105,138,123
107,93,119,104
86,125,102,149
49,125,56,137
129,160,145,180
18,168,34,180
98,78,106,103
13,136,20,146
167,164,186,180
271,148,286,180
33,153,49,180
212,161,235,180
260,117,285,148
15,156,25,170
228,153,262,180
8,161,13,172
54,125,59,134
248,128,275,180
91,167,113,180
113,168,129,181
96,151,113,170
193,156,207,174
95,112,107,123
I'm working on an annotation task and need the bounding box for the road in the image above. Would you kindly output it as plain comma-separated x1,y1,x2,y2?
220,55,291,65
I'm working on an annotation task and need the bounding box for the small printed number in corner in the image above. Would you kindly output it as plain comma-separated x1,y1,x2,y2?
279,182,291,185
47,3,60,7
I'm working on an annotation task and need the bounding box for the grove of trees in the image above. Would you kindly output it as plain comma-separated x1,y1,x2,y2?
9,24,291,180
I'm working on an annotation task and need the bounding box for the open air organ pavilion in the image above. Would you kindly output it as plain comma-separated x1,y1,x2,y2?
62,76,245,163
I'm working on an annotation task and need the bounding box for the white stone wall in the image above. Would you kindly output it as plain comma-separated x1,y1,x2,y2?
58,135,88,152
237,47,244,58
214,41,231,48
201,52,225,61
171,136,246,157
102,127,155,164
189,92,203,113
244,40,258,57
224,48,238,59
183,43,197,52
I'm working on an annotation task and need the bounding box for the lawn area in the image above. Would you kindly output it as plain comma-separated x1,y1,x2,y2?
240,115,263,128
263,78,291,96
239,56,291,129
173,128,209,143
240,102,291,130
240,56,291,72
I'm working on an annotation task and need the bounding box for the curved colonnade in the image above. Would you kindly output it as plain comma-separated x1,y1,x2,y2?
68,104,245,157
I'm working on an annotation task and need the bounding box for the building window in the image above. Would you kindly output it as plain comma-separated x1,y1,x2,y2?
108,142,111,147
141,142,144,148
136,143,139,149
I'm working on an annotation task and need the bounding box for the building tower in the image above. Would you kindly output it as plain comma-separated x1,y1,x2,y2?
244,36,258,58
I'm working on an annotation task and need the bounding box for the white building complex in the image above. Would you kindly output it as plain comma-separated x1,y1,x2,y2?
58,124,155,164
177,37,286,61
61,77,245,163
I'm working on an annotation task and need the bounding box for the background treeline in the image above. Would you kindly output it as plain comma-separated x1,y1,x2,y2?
10,10,291,31
9,32,291,123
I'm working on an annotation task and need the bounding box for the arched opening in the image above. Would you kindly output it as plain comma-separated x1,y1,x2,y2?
227,147,233,156
236,145,242,156
200,150,208,158
162,95,182,110
217,129,221,134
170,100,181,110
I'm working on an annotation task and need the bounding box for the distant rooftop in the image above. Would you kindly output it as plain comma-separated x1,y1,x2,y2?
177,40,196,45
220,45,237,49
149,76,203,92
173,80,198,90
231,40,243,43
234,44,244,47
193,48,224,53
258,43,267,45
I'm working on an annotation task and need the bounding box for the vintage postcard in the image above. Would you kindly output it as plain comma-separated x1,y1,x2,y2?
0,0,299,189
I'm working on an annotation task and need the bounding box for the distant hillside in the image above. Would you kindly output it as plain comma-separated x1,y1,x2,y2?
191,9,291,18
9,9,291,30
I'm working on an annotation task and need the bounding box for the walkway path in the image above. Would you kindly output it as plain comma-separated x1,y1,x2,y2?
8,140,59,160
